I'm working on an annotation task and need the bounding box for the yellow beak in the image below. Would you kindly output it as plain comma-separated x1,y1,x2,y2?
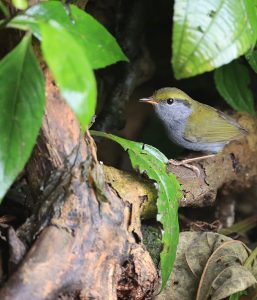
139,98,158,105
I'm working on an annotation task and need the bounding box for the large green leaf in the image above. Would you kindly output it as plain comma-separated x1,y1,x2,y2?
90,130,182,290
0,34,44,200
9,1,128,69
40,21,96,130
245,49,257,74
214,61,255,116
172,0,257,79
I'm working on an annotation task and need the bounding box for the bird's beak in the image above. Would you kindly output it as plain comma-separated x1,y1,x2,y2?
139,97,157,105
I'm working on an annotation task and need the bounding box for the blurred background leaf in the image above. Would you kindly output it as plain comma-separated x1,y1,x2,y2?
12,0,27,10
214,61,255,116
0,0,10,18
245,49,257,74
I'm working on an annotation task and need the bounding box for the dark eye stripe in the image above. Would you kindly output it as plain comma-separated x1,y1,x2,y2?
166,98,174,105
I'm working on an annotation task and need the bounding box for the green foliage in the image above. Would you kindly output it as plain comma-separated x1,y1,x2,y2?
12,0,27,10
0,1,10,18
214,61,255,116
40,21,96,130
172,0,257,79
9,1,128,69
229,291,246,300
245,49,257,74
0,34,44,200
90,130,182,290
0,1,127,197
7,0,128,131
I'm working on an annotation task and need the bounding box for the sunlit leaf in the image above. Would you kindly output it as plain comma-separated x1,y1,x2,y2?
9,1,128,69
172,0,257,79
40,21,96,130
0,34,44,200
214,61,255,116
12,0,27,10
90,130,182,290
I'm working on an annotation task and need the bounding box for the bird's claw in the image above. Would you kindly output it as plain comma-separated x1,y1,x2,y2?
168,158,201,177
168,154,215,177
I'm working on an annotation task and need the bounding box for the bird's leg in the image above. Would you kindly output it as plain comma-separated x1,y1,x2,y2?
179,154,215,164
169,154,215,177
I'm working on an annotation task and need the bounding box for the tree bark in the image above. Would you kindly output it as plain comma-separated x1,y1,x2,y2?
0,70,157,300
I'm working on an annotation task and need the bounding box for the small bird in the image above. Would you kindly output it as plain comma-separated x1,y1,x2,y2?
140,87,247,175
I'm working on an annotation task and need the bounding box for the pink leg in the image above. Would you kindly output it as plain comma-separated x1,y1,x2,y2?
169,154,215,177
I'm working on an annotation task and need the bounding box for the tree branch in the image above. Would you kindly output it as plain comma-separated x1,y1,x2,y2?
0,69,157,300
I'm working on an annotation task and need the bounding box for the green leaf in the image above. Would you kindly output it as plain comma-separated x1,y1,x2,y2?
245,49,257,73
90,130,182,290
0,0,10,18
12,0,27,10
172,0,257,79
40,21,96,131
9,1,128,69
214,61,255,116
0,34,44,200
229,291,246,300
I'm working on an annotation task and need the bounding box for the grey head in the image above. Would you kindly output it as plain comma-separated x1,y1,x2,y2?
153,98,193,148
140,88,194,148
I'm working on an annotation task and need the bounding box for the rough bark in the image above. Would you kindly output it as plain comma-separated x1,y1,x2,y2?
1,71,255,299
0,70,157,300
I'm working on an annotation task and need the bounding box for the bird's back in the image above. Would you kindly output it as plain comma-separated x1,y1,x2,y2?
184,100,246,146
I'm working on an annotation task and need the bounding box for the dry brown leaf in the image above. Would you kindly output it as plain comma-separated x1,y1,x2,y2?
155,232,257,300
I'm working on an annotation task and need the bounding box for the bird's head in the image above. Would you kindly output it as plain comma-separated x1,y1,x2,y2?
139,87,193,106
140,87,193,124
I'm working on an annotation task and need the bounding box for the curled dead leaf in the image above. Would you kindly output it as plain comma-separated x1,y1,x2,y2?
155,232,257,300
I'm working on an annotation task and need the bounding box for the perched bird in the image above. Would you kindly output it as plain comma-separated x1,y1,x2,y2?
140,87,247,174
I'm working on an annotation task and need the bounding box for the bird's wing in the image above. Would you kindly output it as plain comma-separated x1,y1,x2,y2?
183,104,245,144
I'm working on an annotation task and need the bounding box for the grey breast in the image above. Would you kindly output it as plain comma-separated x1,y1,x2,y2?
153,101,225,153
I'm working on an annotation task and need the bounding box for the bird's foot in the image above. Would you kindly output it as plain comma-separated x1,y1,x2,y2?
168,154,215,177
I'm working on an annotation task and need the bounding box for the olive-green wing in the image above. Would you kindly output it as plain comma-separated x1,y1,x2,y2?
184,104,245,144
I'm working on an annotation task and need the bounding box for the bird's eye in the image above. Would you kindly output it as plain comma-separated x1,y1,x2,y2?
166,98,174,105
